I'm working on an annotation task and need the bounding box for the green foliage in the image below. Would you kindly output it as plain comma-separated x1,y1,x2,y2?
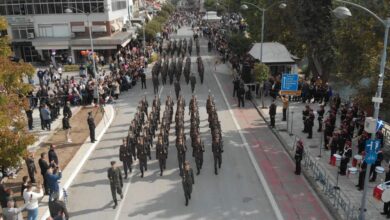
253,63,269,84
227,33,252,57
204,0,217,11
0,17,35,169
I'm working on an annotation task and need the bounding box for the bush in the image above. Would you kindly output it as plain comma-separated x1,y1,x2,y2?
63,64,79,72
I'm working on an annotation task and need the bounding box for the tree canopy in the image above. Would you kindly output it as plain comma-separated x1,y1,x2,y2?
0,17,35,169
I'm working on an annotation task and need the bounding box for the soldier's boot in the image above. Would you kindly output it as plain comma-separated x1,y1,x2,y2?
185,197,189,206
215,168,218,175
113,200,118,209
160,169,163,176
219,162,222,169
196,168,200,175
141,170,144,178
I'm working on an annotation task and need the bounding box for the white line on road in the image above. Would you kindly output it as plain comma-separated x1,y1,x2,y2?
159,85,164,98
114,174,133,220
212,70,284,220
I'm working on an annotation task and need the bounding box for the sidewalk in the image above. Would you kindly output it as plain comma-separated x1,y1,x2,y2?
252,94,385,219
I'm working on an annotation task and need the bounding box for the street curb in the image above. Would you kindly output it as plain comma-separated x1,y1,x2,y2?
38,105,115,220
27,106,82,152
250,99,342,220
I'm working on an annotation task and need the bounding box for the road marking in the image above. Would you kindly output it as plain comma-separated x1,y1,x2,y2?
114,173,133,220
159,85,164,98
212,70,284,220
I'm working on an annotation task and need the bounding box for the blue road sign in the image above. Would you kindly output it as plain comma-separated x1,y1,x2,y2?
281,74,299,91
365,140,381,165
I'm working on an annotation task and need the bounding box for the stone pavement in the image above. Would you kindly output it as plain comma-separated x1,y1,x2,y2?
250,89,386,219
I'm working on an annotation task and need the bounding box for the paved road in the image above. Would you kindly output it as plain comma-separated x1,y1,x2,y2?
66,26,278,220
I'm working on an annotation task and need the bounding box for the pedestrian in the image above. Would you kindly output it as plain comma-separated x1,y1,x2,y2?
381,164,390,217
190,74,196,93
48,193,69,220
141,71,146,89
182,161,194,206
281,95,288,121
62,114,72,143
107,161,123,209
369,150,383,182
119,138,132,179
156,134,167,176
26,107,33,130
45,166,62,201
356,160,367,191
269,99,277,128
48,144,58,166
38,153,49,195
294,140,304,175
87,111,96,143
63,101,72,119
306,111,315,139
137,136,148,178
339,141,352,175
25,153,37,183
2,199,29,220
40,104,51,131
0,180,10,209
237,83,245,107
232,76,239,97
23,182,44,220
317,105,325,132
174,80,181,100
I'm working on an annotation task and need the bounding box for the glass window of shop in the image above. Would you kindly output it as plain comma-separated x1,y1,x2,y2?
0,0,104,15
11,25,34,39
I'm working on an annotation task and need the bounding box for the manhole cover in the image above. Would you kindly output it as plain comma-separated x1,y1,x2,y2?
309,145,318,148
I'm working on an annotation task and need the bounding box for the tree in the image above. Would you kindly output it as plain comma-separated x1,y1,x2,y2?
227,33,252,57
0,17,35,170
253,63,269,85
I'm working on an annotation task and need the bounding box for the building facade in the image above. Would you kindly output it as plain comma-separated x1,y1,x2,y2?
0,0,136,63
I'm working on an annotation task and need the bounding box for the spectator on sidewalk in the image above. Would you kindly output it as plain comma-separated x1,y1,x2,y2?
3,199,29,220
63,101,72,119
0,181,11,209
25,153,37,183
356,160,367,191
269,100,276,128
339,141,352,175
281,95,288,121
294,140,304,175
23,182,44,220
88,111,96,143
62,113,72,143
369,150,383,182
38,153,50,195
46,166,62,201
141,70,146,89
237,83,245,108
306,110,315,139
25,106,33,130
302,105,310,133
49,193,69,220
48,144,59,166
232,76,239,98
317,105,325,132
20,176,29,198
40,104,51,131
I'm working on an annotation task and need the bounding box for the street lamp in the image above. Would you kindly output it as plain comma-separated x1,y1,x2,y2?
65,6,104,106
241,1,286,108
332,1,390,220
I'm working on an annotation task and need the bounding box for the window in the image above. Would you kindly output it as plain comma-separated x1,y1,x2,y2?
111,0,126,11
11,25,35,39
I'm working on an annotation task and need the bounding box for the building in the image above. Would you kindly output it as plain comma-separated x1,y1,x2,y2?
0,0,138,63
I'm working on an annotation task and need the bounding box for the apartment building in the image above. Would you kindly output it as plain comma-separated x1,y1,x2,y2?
0,0,138,63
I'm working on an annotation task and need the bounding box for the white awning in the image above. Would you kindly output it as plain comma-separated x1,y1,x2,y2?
71,25,85,33
249,42,296,64
31,37,70,50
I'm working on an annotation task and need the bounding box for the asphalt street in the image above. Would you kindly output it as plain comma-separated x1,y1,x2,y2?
66,26,278,220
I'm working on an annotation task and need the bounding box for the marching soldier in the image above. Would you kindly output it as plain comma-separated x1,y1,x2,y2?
127,131,137,161
87,111,96,143
174,80,181,100
137,136,148,178
193,136,205,175
143,126,152,160
182,161,194,206
212,136,223,175
156,134,168,176
177,136,187,176
119,138,132,179
190,73,196,94
107,161,123,209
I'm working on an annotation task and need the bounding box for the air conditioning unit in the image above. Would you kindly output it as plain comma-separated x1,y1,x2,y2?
27,33,35,39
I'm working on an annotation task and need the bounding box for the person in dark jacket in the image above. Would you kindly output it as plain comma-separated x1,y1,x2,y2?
269,100,277,128
141,71,146,89
49,193,69,220
237,84,245,108
119,138,132,179
25,153,37,183
381,164,390,217
62,113,71,143
88,111,96,143
295,140,304,175
107,161,123,209
48,144,59,166
63,101,72,118
46,166,62,201
182,161,194,206
38,153,50,195
370,150,384,182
